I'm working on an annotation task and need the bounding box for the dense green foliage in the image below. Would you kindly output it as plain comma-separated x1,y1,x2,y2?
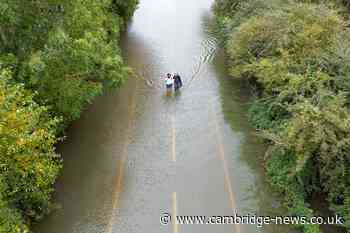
0,71,60,231
214,0,350,232
0,0,137,231
111,0,139,22
1,0,138,123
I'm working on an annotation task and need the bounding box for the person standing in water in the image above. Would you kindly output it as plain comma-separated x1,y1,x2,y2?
173,73,183,91
165,73,174,91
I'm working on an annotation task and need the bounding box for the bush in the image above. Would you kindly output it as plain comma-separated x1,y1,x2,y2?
248,99,289,131
214,0,350,231
226,4,342,83
266,148,320,233
0,178,29,233
0,0,138,230
110,0,139,23
14,1,132,123
0,70,61,230
213,0,286,39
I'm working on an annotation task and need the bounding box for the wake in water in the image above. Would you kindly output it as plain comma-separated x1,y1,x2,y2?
186,35,218,89
133,30,219,92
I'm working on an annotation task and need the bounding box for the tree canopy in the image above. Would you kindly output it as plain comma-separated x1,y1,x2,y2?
0,0,138,231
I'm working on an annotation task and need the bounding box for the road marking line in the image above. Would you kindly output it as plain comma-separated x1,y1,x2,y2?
172,116,176,162
106,85,137,233
210,100,242,233
172,192,179,233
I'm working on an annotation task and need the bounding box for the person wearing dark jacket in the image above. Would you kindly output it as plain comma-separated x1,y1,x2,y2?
173,73,183,91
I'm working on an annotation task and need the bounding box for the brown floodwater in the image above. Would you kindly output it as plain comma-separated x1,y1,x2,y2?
34,0,301,233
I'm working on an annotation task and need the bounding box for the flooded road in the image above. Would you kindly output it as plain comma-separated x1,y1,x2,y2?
34,0,297,233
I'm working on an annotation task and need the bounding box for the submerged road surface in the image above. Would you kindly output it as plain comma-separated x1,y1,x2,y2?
35,0,297,233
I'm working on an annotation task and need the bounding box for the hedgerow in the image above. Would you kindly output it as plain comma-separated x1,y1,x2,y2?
213,0,350,232
0,0,138,231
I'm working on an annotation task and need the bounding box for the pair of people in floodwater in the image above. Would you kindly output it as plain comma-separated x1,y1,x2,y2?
165,73,183,92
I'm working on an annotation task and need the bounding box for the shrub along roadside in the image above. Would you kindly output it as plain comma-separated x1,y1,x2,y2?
0,70,60,231
213,0,350,232
0,0,138,231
